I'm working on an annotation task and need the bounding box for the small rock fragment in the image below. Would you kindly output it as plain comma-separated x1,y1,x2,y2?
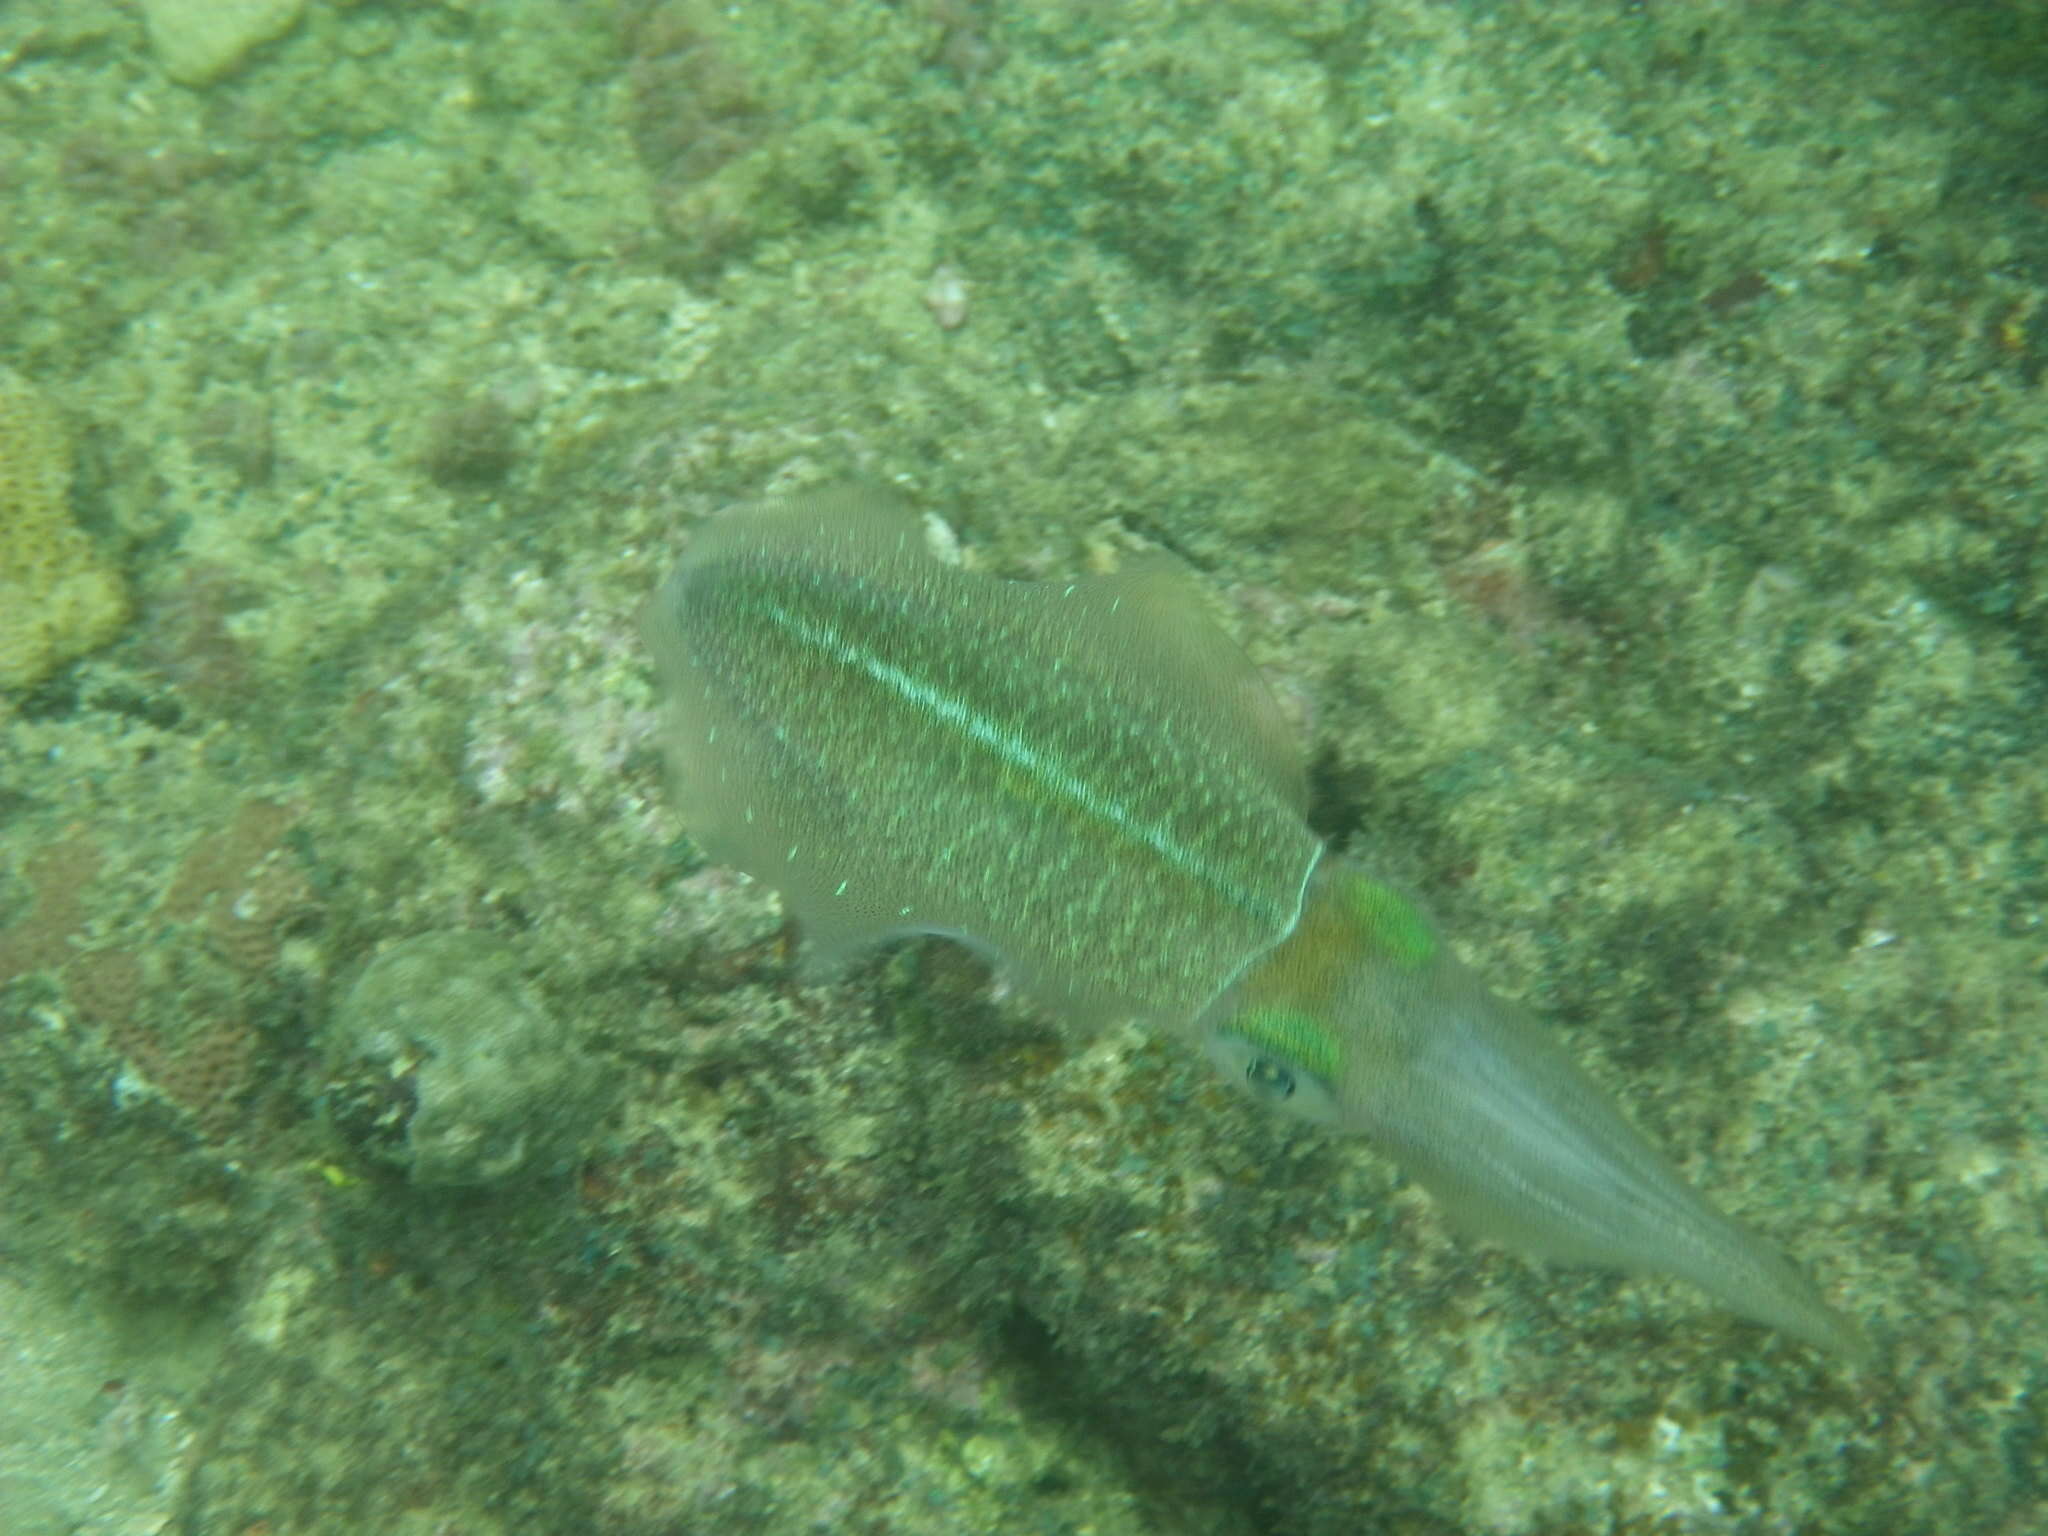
924,262,970,330
141,0,304,88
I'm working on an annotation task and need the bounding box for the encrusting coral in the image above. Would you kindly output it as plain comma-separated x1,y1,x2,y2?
0,366,128,691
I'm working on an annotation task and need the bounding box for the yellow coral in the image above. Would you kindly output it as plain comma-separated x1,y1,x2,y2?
0,367,128,690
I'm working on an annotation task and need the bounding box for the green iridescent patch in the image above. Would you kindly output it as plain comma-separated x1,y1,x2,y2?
1228,1006,1341,1084
1343,877,1436,969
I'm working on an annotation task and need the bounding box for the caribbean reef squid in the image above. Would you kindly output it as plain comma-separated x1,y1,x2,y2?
643,490,1866,1360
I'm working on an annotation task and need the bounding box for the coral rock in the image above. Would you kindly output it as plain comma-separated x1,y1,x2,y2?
0,369,128,692
323,932,610,1186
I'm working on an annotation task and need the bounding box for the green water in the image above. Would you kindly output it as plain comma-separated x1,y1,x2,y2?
1,2,2042,1531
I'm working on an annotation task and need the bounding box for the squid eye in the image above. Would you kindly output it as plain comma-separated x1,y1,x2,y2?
1203,1025,1344,1127
1244,1056,1296,1102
